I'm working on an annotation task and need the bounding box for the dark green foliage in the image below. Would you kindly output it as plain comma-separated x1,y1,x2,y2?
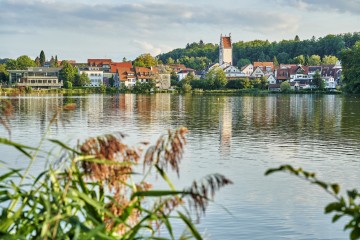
170,71,178,86
0,64,9,83
74,73,91,87
202,67,227,90
311,70,325,90
236,58,251,68
266,165,360,240
341,41,360,93
40,50,45,67
158,32,360,67
59,61,76,87
132,80,156,93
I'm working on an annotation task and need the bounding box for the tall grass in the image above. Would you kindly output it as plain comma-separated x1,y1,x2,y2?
0,100,232,239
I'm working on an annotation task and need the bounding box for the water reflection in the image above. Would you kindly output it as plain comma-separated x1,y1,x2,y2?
1,93,359,240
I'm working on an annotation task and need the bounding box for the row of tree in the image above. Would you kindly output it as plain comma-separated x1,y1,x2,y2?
158,32,360,70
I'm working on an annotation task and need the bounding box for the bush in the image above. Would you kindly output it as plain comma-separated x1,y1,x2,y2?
280,81,291,92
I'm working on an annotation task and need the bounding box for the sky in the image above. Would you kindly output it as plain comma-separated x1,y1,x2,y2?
0,0,359,62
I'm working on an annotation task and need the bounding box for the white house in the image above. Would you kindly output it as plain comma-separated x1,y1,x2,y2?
250,67,265,78
177,68,195,81
267,75,276,84
114,67,136,88
241,64,254,76
223,65,245,78
79,67,104,87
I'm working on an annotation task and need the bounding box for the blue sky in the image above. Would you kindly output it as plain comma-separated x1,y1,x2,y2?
0,0,359,62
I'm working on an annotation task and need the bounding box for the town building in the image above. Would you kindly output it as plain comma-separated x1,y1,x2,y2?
88,59,112,73
8,67,63,88
78,67,104,87
114,67,136,88
241,64,254,76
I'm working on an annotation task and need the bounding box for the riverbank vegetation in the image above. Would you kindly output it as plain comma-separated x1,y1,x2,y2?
0,102,232,239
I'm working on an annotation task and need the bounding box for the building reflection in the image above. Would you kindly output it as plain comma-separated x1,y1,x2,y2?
219,98,232,156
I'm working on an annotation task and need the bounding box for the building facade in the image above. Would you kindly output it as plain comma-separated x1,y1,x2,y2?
9,67,63,88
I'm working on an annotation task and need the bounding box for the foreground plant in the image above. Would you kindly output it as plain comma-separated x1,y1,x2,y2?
266,165,360,240
0,123,232,239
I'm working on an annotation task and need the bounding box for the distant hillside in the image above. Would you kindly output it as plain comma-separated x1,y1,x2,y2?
157,32,360,70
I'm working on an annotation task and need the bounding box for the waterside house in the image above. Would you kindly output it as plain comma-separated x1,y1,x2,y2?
8,67,63,89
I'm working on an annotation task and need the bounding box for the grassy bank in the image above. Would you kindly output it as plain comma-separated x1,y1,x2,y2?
0,87,342,96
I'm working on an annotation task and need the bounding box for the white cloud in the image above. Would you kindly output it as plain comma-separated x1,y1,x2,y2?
133,40,162,56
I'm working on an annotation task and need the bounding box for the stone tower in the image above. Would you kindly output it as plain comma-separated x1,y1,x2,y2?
219,33,232,66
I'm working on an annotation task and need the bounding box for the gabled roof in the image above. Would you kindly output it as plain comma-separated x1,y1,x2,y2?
116,67,135,81
110,62,133,73
241,64,253,71
253,62,274,71
222,36,232,48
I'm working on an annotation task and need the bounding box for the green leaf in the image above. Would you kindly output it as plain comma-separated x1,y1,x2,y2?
350,228,360,240
131,190,187,199
313,180,328,190
325,202,343,213
0,169,20,182
332,214,343,223
177,211,202,240
48,139,82,155
331,184,340,195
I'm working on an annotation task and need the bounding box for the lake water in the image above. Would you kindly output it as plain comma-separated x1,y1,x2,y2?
1,93,359,239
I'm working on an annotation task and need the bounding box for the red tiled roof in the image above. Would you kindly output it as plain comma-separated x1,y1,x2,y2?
253,62,274,71
117,67,135,81
88,59,112,66
222,37,231,48
110,62,133,73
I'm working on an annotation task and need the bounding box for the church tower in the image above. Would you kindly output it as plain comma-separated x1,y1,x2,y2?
219,33,233,66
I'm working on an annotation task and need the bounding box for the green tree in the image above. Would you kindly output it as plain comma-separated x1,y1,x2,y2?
341,41,360,93
293,55,305,65
5,59,17,70
166,57,175,64
243,77,251,89
74,73,91,87
40,50,46,67
16,55,36,70
0,64,9,83
308,55,321,65
294,35,300,41
236,58,251,68
54,55,59,67
203,67,227,89
322,55,339,64
311,70,324,89
59,61,76,87
133,53,158,67
280,81,291,92
273,56,279,66
170,71,178,86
